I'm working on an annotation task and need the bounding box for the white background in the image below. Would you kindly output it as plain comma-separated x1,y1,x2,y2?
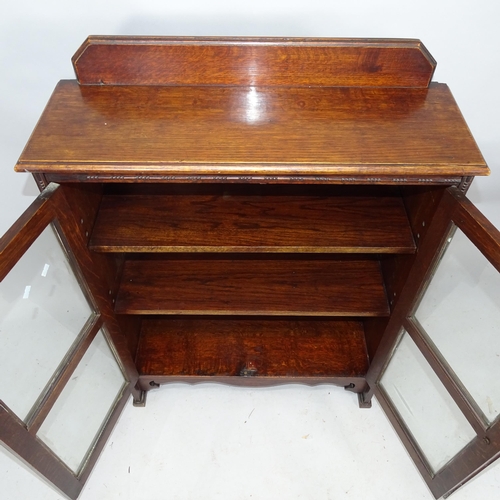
1,0,499,233
1,1,499,499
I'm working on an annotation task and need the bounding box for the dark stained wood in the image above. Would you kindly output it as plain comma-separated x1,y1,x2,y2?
136,317,369,379
7,35,499,499
365,186,500,496
402,185,446,245
381,186,445,311
137,374,369,393
7,35,500,499
404,318,486,436
0,184,59,281
429,421,500,499
32,172,49,191
448,187,500,272
0,401,82,499
51,185,141,398
362,317,390,363
376,384,500,499
0,184,138,498
15,82,488,180
73,36,436,88
116,257,389,316
458,175,475,194
116,314,142,365
366,181,443,359
369,252,450,488
77,387,132,484
364,186,457,402
53,183,115,291
369,187,500,390
90,185,415,253
54,185,137,362
26,317,102,435
364,187,446,364
46,172,465,186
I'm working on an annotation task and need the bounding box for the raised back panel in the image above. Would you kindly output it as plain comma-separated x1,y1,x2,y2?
72,36,436,88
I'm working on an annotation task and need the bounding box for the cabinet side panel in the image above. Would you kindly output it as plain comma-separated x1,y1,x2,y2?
366,186,445,362
53,184,140,390
381,186,445,311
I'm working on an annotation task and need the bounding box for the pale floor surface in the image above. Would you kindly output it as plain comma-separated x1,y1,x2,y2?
1,384,500,500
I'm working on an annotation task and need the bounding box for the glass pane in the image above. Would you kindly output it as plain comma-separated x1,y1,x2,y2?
0,225,93,421
415,226,500,424
380,332,476,473
36,330,126,474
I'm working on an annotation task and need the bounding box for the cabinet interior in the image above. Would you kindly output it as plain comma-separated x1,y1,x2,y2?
62,181,445,393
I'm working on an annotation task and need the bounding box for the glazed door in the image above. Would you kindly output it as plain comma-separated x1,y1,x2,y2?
374,186,500,498
0,184,136,499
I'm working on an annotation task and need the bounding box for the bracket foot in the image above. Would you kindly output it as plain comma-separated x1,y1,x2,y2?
357,392,372,409
132,390,147,407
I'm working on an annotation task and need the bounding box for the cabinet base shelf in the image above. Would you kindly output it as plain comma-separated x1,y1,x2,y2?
135,318,370,390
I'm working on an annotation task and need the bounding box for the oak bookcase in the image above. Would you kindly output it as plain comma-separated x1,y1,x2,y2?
1,37,499,499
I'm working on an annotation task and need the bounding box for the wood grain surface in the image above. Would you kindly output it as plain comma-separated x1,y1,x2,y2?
115,256,389,316
16,82,487,179
136,317,369,378
72,36,435,88
90,185,415,253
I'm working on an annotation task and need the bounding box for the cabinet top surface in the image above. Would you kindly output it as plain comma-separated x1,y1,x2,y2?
15,37,488,181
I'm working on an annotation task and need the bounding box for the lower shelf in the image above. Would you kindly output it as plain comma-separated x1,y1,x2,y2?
135,317,369,387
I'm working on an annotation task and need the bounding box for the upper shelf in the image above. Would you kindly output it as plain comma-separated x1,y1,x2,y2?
89,185,416,254
72,36,436,88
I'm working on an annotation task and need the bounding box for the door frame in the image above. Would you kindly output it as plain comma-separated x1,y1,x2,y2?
0,183,139,499
365,186,500,498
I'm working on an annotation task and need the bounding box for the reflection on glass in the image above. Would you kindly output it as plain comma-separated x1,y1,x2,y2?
380,332,476,473
37,330,125,474
0,225,93,421
415,227,500,424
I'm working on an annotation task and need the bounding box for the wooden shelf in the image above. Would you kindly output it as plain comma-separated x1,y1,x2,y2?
115,256,389,316
89,185,415,253
136,317,370,379
16,81,488,181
